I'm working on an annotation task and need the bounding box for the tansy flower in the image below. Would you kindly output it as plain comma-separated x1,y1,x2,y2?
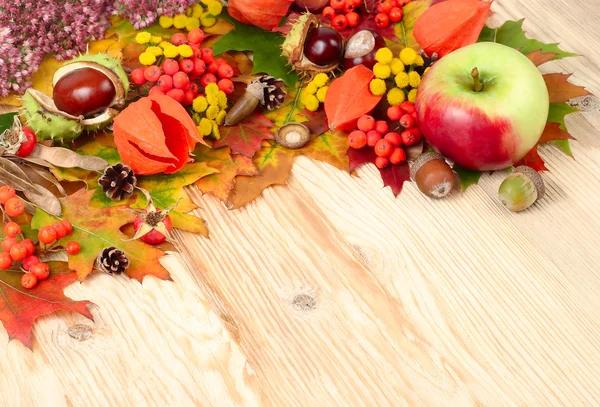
163,46,179,58
408,71,421,87
207,93,219,106
159,41,172,49
216,110,227,125
135,32,152,44
212,121,220,139
206,105,220,120
186,17,200,30
191,4,204,18
201,12,217,27
193,96,209,113
386,88,406,105
173,14,188,29
146,46,163,56
400,48,418,65
316,86,328,103
375,47,393,64
205,83,219,97
369,79,387,96
178,44,193,58
139,51,156,66
150,36,163,44
198,118,213,136
304,82,318,95
302,94,320,112
159,16,174,29
312,73,329,88
207,1,223,15
373,62,391,79
414,55,425,66
408,89,418,103
217,91,228,109
390,58,405,75
394,72,410,88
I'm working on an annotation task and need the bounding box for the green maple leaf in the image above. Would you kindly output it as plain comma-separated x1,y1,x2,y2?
453,165,483,191
212,12,298,87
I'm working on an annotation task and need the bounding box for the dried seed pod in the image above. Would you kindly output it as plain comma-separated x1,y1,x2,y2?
410,152,455,199
498,166,545,212
275,123,310,149
225,75,286,126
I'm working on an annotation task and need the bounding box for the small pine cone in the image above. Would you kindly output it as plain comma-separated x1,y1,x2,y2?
96,247,130,275
249,75,286,110
98,163,137,201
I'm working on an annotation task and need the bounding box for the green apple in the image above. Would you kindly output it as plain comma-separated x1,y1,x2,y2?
415,42,549,171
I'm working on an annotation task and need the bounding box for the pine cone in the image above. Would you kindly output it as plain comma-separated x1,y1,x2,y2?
98,163,137,201
96,247,130,275
248,75,286,110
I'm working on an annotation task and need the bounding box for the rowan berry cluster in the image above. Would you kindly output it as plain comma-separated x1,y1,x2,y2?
373,0,412,28
322,0,363,31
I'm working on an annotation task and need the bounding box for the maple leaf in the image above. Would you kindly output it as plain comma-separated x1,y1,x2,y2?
543,73,591,103
32,189,169,281
0,263,93,349
346,147,411,196
453,165,482,191
516,147,547,172
347,146,377,173
194,145,258,202
298,108,329,137
527,50,557,66
214,112,276,157
300,131,349,171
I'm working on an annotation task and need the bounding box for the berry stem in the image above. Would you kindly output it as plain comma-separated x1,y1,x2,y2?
471,67,484,92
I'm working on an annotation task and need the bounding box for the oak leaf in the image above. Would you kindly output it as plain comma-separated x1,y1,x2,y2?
0,263,93,348
543,73,591,103
214,112,276,157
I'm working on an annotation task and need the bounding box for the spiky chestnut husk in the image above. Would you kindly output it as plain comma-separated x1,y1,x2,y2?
281,13,340,75
21,90,84,142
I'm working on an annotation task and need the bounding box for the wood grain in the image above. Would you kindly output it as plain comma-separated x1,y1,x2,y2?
2,1,600,406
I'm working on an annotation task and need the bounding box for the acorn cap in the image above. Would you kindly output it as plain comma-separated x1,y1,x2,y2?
513,166,545,200
275,123,310,149
410,151,445,180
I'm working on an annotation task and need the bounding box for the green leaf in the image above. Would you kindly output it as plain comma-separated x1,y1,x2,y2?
548,102,578,130
552,140,574,157
0,112,17,133
453,165,482,191
212,12,298,87
478,20,577,60
395,0,432,50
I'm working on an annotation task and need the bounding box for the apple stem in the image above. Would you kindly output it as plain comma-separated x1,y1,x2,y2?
471,67,484,92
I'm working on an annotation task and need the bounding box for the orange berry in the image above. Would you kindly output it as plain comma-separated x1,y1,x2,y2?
38,226,57,245
5,197,24,216
0,185,16,204
375,156,390,169
61,220,73,235
9,243,27,261
21,239,35,256
22,255,40,271
0,252,12,270
348,130,367,149
374,139,393,157
51,222,67,239
66,241,81,255
1,236,19,253
30,262,50,281
21,273,38,289
4,221,21,237
357,115,375,132
389,148,407,165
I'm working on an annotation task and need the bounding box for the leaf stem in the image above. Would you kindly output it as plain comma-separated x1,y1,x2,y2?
284,77,306,125
400,21,409,48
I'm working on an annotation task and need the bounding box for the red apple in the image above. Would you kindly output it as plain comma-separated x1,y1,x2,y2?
416,42,549,171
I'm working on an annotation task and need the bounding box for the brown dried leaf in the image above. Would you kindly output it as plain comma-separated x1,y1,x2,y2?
543,73,592,103
526,50,557,66
29,144,109,171
18,163,67,196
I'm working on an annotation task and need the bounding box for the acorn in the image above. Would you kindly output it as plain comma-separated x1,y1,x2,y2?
275,123,310,149
498,166,545,212
410,152,455,199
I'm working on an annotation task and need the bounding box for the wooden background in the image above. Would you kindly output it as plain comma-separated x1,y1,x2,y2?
2,1,600,406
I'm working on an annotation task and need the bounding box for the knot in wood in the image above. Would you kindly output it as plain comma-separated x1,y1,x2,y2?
291,293,317,311
67,324,93,341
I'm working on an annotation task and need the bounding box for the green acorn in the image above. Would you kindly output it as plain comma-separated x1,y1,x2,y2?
498,166,545,212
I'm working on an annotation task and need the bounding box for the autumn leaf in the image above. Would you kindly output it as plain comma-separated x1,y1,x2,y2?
214,112,276,157
515,147,547,172
347,146,378,173
395,0,433,51
346,147,410,196
539,122,575,144
453,165,482,191
299,131,349,171
527,50,557,66
298,108,329,137
0,263,93,348
32,189,169,281
544,73,591,103
194,145,258,202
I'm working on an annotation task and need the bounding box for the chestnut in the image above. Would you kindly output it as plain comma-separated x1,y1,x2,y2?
410,152,455,199
53,67,116,118
304,27,344,67
344,30,386,70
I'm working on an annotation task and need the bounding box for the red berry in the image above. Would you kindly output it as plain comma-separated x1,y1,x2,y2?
399,113,416,129
30,262,50,281
16,126,37,157
375,13,390,28
218,79,235,95
387,105,403,121
330,0,345,10
51,222,67,239
4,221,21,238
22,255,40,271
66,241,81,255
346,12,360,27
377,0,394,13
38,226,57,245
389,7,404,22
0,252,12,270
5,197,24,217
384,132,402,147
21,273,37,289
183,90,195,106
179,58,194,74
217,63,234,79
401,128,422,146
374,120,389,134
157,75,174,92
332,14,348,30
344,2,356,13
21,239,35,256
399,101,416,114
193,58,206,76
10,243,27,261
61,220,73,235
166,88,185,103
375,156,390,169
322,6,336,19
206,60,219,75
375,139,393,157
144,65,161,83
0,185,16,204
189,82,200,95
161,59,180,76
214,58,228,66
133,215,173,246
366,130,382,147
2,236,18,253
149,86,165,97
172,72,190,90
171,33,187,45
130,67,146,85
357,115,375,132
187,28,205,45
200,73,217,87
200,48,214,63
348,130,367,149
389,147,407,165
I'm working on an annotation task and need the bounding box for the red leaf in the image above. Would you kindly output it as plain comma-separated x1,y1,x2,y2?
543,73,591,103
346,146,377,172
379,162,412,196
325,65,382,131
516,146,547,172
299,108,329,136
414,0,491,57
228,0,294,31
214,112,275,157
539,122,575,144
527,50,557,66
0,267,93,348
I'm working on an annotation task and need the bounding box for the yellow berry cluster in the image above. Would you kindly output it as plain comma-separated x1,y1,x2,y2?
136,32,193,65
192,83,228,138
369,47,428,104
300,73,330,112
159,0,223,30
